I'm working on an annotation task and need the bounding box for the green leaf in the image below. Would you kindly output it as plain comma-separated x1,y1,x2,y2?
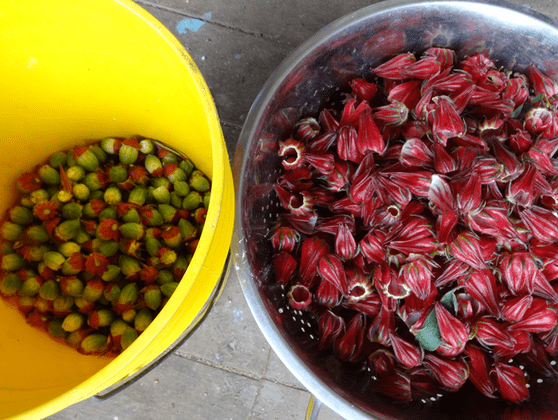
414,308,443,352
440,287,461,314
510,103,524,119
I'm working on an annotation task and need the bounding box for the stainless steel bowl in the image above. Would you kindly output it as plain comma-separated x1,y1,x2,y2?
232,1,558,419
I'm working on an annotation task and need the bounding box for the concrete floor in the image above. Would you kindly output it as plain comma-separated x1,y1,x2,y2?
46,0,558,419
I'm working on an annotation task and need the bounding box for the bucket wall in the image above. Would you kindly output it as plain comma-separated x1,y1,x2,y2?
0,1,234,418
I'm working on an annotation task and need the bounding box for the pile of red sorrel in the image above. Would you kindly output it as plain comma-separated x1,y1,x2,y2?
269,48,558,403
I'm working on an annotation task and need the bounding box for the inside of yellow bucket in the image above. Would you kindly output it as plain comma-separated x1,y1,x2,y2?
0,1,229,419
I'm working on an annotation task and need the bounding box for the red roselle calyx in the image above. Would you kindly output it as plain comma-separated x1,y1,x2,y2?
269,48,558,404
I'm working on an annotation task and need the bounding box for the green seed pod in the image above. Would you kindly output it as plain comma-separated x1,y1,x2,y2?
89,190,104,201
144,228,159,241
83,279,104,302
166,166,187,184
61,202,83,220
101,264,121,282
159,248,177,266
20,195,35,208
75,147,100,172
9,206,34,225
173,180,190,197
25,224,50,243
178,158,195,177
34,296,51,313
48,318,67,339
120,222,145,240
172,255,191,279
139,139,155,154
58,241,81,258
49,151,67,168
159,149,179,164
18,295,36,312
158,204,177,223
178,219,197,241
118,282,139,306
122,208,141,224
110,318,129,338
144,285,162,310
73,183,91,201
56,189,73,204
151,177,172,190
161,226,182,249
188,170,210,193
62,312,85,332
109,165,129,184
83,172,104,191
119,255,142,278
88,309,116,329
182,191,203,210
97,240,119,258
1,241,14,255
121,308,137,323
161,282,179,298
99,207,118,221
104,185,122,205
152,186,170,204
103,283,121,302
170,192,183,209
89,145,108,164
119,143,139,166
79,333,109,354
121,327,138,350
142,208,163,227
61,257,81,276
128,186,148,206
1,253,25,272
65,328,89,348
73,229,91,246
60,276,84,297
144,154,163,176
203,192,211,209
100,137,121,154
38,164,61,185
134,308,154,332
1,220,24,241
74,296,95,313
30,189,50,204
18,275,42,297
26,244,52,262
39,279,61,301
0,273,22,296
156,270,175,285
66,165,86,182
54,219,81,242
145,237,163,257
52,295,74,315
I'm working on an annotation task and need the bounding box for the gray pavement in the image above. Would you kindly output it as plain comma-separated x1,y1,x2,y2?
46,0,558,419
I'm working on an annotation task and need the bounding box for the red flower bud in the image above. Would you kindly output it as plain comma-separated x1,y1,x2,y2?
287,284,311,310
273,251,297,286
422,353,468,392
465,344,498,398
333,312,366,362
368,348,397,378
389,333,422,368
372,52,416,80
493,362,529,403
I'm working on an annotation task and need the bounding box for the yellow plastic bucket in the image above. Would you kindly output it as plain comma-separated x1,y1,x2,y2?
0,1,234,419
